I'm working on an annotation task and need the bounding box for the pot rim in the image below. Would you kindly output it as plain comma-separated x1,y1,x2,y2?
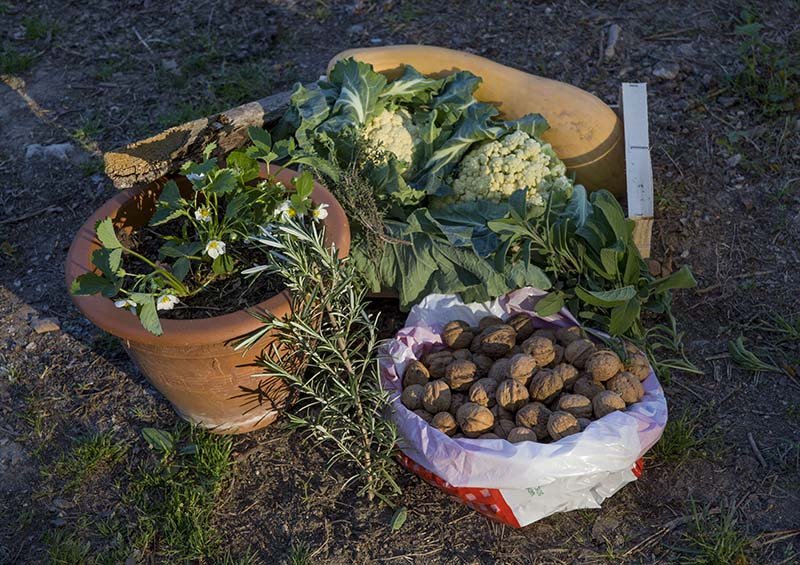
65,163,350,347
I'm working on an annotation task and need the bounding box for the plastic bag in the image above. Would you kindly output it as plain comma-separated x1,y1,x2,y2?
380,288,668,527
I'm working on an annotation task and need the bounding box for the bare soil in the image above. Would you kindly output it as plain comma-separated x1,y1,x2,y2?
1,1,799,563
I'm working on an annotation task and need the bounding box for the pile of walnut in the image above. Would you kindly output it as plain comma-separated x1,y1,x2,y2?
400,314,651,443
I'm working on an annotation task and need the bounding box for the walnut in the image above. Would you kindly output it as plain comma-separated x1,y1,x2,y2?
520,336,556,366
547,411,580,440
528,368,564,403
495,379,530,412
423,380,452,413
456,403,495,437
506,345,523,357
577,417,592,431
444,360,478,391
507,427,538,443
468,378,498,407
478,325,517,358
555,325,582,346
593,390,626,418
493,418,516,439
551,344,564,366
413,409,433,423
479,315,505,330
606,371,644,404
401,384,425,411
442,320,474,349
507,313,535,341
469,333,483,353
552,363,579,390
472,354,494,376
624,344,651,381
573,377,605,400
491,404,514,421
431,412,457,436
585,350,623,382
403,361,430,387
564,338,596,368
556,394,593,419
508,353,537,385
515,402,551,438
532,328,556,342
488,358,512,382
424,350,454,379
478,432,500,440
452,349,472,361
448,392,466,416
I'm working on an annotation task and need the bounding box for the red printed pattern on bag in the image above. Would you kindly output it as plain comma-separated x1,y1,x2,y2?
399,453,646,528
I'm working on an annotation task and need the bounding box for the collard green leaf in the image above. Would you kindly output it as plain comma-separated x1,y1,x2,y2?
590,191,631,243
329,58,387,125
150,181,185,226
609,297,641,336
502,113,549,138
575,285,637,307
95,217,121,249
563,185,591,227
278,83,332,145
535,291,565,317
649,265,697,294
505,261,551,291
380,65,443,104
431,70,482,123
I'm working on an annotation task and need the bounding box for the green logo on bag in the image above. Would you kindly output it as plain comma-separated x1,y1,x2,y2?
527,486,544,497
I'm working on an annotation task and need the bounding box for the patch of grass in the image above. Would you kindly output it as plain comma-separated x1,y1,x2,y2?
124,425,233,561
680,501,753,564
288,541,313,565
651,410,720,465
80,157,104,178
0,353,21,383
0,43,35,74
52,432,128,490
157,100,222,129
45,530,91,564
211,61,273,107
23,16,56,41
727,9,800,114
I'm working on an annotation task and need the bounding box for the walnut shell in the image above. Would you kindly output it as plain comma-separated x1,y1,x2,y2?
423,380,452,413
506,344,523,358
488,358,512,382
479,315,505,330
491,404,514,421
551,344,565,366
624,345,651,381
495,379,530,412
507,313,535,341
556,394,593,419
403,361,430,387
478,325,517,358
606,371,644,404
520,336,556,366
448,392,466,416
547,411,580,440
508,353,538,385
493,418,516,439
532,328,556,342
555,325,582,346
577,417,592,431
413,409,433,423
452,349,472,361
468,378,498,407
472,354,494,376
593,390,626,418
431,411,457,436
401,384,425,410
444,360,478,391
421,349,453,366
507,427,538,443
515,402,551,438
573,376,605,400
456,403,495,437
564,338,596,368
552,363,579,390
478,432,501,440
424,350,454,379
585,350,623,382
442,320,474,350
528,368,564,403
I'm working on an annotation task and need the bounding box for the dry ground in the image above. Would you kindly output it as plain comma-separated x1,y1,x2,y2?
1,0,799,563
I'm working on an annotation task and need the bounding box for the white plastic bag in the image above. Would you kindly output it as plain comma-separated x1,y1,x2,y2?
381,288,668,527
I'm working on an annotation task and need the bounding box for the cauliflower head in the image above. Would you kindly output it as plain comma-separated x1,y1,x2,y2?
451,130,571,206
363,108,419,165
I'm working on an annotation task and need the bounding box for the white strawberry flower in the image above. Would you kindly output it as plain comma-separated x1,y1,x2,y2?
205,239,226,259
311,203,329,221
186,172,205,182
277,199,299,221
156,294,180,311
194,206,213,223
114,298,137,311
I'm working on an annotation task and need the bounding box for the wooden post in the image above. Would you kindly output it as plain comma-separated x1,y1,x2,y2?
620,83,654,259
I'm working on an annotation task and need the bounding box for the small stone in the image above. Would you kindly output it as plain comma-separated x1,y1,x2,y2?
369,37,382,45
24,143,75,161
727,154,742,168
652,63,680,80
31,317,60,334
347,24,364,34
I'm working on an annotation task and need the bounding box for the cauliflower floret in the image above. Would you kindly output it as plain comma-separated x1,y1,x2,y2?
451,130,572,205
363,108,419,165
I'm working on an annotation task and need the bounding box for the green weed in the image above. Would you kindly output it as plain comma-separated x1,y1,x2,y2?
680,500,753,564
45,530,91,564
52,432,128,490
23,16,56,41
0,43,35,74
651,410,720,465
288,541,313,565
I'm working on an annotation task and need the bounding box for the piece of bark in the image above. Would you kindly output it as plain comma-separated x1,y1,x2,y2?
104,90,292,189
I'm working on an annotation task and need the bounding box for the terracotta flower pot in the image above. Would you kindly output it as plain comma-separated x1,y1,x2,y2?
65,164,350,434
